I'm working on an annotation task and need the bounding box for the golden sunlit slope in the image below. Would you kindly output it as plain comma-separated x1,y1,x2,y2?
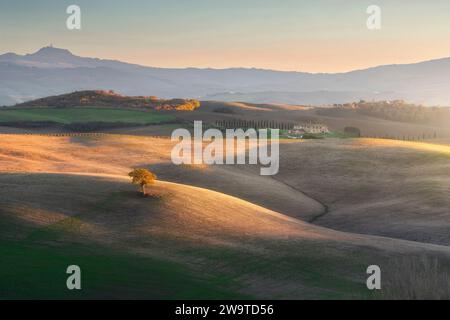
2,172,450,299
0,134,324,220
2,134,450,298
1,134,450,246
2,171,449,252
0,173,330,244
358,138,450,155
199,101,309,112
275,138,450,245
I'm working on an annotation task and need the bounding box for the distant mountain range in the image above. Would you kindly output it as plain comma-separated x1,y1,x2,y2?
1,46,450,106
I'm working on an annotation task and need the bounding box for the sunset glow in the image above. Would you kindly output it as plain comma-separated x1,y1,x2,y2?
1,0,450,72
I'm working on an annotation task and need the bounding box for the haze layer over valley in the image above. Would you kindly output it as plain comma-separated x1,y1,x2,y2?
2,46,450,106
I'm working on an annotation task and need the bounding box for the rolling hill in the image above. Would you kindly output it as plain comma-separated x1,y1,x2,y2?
1,133,450,298
1,134,450,246
1,171,450,299
12,90,200,111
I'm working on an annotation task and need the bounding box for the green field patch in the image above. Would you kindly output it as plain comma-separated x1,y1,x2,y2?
178,240,373,300
0,107,174,124
0,240,246,299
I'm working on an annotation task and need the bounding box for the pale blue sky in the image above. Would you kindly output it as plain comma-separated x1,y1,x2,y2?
1,0,449,72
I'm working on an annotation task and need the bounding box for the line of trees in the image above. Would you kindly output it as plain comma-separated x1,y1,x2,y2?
363,132,439,141
215,119,295,130
325,100,450,125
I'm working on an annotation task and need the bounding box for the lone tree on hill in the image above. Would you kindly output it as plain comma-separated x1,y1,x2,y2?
128,168,157,196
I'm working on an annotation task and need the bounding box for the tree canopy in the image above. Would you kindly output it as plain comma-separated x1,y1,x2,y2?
128,168,157,195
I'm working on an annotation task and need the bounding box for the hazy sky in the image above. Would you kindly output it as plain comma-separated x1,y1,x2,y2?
1,0,450,72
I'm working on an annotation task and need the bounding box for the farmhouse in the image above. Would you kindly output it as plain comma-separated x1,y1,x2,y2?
288,122,329,136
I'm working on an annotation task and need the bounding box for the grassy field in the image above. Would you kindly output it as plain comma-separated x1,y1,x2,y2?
0,107,174,124
1,134,450,298
0,240,243,299
1,134,449,245
274,138,450,245
0,173,377,299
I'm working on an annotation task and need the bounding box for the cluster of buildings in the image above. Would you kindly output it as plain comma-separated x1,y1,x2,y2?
287,122,329,138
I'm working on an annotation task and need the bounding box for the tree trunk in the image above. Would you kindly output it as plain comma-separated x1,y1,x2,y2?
141,184,146,196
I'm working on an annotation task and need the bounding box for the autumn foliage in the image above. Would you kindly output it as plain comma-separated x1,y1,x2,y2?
128,168,157,196
16,90,201,111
